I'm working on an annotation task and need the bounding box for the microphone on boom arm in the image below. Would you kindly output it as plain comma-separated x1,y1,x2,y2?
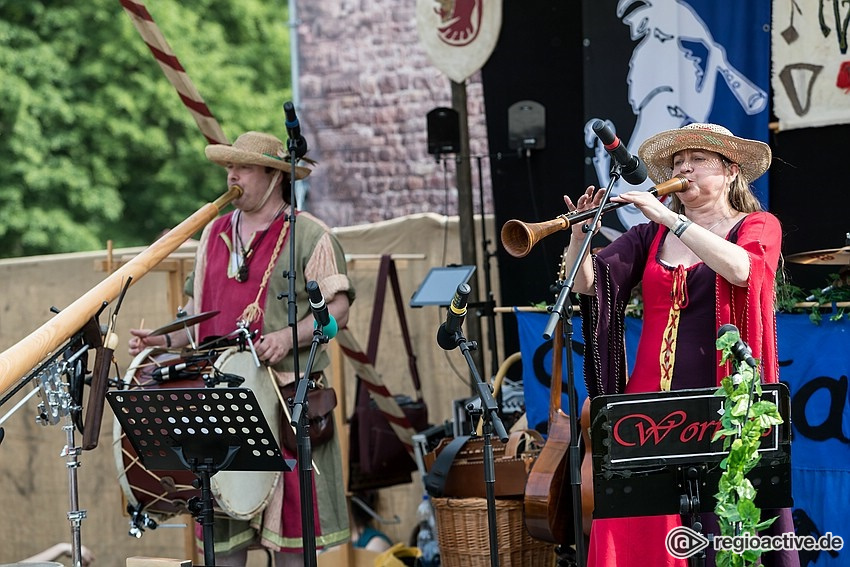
591,119,647,185
436,283,471,351
283,101,309,160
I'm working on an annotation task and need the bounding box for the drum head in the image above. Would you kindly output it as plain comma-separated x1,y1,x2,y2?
210,349,282,520
113,347,206,524
114,347,282,522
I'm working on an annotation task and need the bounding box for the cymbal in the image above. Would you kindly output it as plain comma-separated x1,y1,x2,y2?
149,310,220,336
786,247,850,266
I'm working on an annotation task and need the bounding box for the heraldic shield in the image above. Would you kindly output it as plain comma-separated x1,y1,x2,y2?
416,0,503,83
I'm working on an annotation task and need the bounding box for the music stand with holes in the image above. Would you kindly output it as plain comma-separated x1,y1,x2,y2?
107,388,294,567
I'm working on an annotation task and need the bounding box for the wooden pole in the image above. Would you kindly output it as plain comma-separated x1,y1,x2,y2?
0,185,242,396
451,80,486,386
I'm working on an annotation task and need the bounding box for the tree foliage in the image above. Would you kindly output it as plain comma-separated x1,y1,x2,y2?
0,0,292,257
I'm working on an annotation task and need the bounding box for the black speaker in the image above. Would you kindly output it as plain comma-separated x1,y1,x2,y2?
508,100,546,150
427,107,460,155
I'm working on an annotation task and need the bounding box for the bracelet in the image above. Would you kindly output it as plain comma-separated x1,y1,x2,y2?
164,334,172,348
672,214,692,238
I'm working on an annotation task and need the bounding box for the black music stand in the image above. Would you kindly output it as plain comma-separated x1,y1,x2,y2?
108,388,294,567
588,385,792,564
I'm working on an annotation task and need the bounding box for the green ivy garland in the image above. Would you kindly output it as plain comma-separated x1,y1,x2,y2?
712,331,785,567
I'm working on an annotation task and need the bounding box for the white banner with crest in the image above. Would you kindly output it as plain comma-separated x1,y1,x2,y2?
416,0,502,83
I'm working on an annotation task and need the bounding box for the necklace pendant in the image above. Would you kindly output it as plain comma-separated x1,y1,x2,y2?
237,263,249,283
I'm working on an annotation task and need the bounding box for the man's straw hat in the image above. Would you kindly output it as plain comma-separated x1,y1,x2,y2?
205,131,312,180
638,123,771,185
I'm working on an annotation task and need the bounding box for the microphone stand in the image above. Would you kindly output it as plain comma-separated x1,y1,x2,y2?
288,323,330,567
542,165,622,567
447,328,509,567
276,115,318,567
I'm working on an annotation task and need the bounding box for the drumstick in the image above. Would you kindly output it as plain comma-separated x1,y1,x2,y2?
267,367,321,475
138,318,145,349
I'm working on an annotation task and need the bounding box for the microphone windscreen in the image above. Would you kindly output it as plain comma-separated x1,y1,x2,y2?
717,324,739,338
436,324,458,350
314,315,339,339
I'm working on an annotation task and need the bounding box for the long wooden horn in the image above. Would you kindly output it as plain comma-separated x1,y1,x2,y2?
0,184,243,396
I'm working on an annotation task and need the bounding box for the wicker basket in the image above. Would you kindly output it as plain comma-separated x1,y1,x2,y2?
432,497,555,567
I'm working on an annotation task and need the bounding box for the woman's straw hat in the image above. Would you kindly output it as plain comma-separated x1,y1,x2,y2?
205,131,312,180
638,123,771,185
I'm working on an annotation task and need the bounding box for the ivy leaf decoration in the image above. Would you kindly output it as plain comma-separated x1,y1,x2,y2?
712,328,782,567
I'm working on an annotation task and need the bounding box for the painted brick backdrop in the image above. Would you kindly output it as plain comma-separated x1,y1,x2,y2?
294,0,493,228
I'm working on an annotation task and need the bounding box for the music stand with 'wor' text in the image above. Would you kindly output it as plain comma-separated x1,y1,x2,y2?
588,385,792,565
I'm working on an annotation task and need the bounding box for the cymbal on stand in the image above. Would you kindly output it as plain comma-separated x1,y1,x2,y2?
149,310,220,336
786,247,850,266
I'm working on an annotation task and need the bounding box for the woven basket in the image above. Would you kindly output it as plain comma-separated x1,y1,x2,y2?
432,497,555,567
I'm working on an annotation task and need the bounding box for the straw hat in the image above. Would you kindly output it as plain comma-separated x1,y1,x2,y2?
637,123,771,185
205,131,312,180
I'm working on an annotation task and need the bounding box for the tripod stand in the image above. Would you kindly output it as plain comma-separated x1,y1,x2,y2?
0,318,106,567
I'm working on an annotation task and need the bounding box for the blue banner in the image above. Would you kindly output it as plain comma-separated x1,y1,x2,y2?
777,314,850,567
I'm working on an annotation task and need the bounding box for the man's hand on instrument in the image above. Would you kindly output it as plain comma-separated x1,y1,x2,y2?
254,329,292,366
128,328,166,356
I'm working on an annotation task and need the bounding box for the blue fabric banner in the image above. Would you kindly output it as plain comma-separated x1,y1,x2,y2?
514,311,588,433
777,314,850,566
515,311,849,565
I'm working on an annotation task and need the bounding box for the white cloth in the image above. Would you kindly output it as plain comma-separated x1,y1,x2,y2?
772,0,850,130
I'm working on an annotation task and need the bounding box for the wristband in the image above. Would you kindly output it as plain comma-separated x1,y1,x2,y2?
164,333,172,348
672,214,692,238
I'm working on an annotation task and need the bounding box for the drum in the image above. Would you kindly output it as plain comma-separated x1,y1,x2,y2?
209,348,282,520
113,346,282,524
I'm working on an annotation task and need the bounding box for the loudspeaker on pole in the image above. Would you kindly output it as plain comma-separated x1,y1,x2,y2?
508,100,546,150
427,107,461,156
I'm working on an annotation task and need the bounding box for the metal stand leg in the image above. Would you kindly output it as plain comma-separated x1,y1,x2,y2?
62,414,87,567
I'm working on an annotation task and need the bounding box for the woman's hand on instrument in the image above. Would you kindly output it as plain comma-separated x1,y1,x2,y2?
613,190,677,227
254,329,292,366
564,186,605,238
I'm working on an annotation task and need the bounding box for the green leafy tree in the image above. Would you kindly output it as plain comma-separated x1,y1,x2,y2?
0,0,292,257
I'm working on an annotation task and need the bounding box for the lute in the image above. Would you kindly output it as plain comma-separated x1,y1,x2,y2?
523,321,576,544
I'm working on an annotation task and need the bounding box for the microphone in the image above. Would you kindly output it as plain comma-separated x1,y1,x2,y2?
151,362,200,382
717,324,758,368
283,101,309,160
436,283,471,350
306,280,338,339
591,119,648,185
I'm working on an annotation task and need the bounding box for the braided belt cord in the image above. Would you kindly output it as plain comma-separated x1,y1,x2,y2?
659,265,689,391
